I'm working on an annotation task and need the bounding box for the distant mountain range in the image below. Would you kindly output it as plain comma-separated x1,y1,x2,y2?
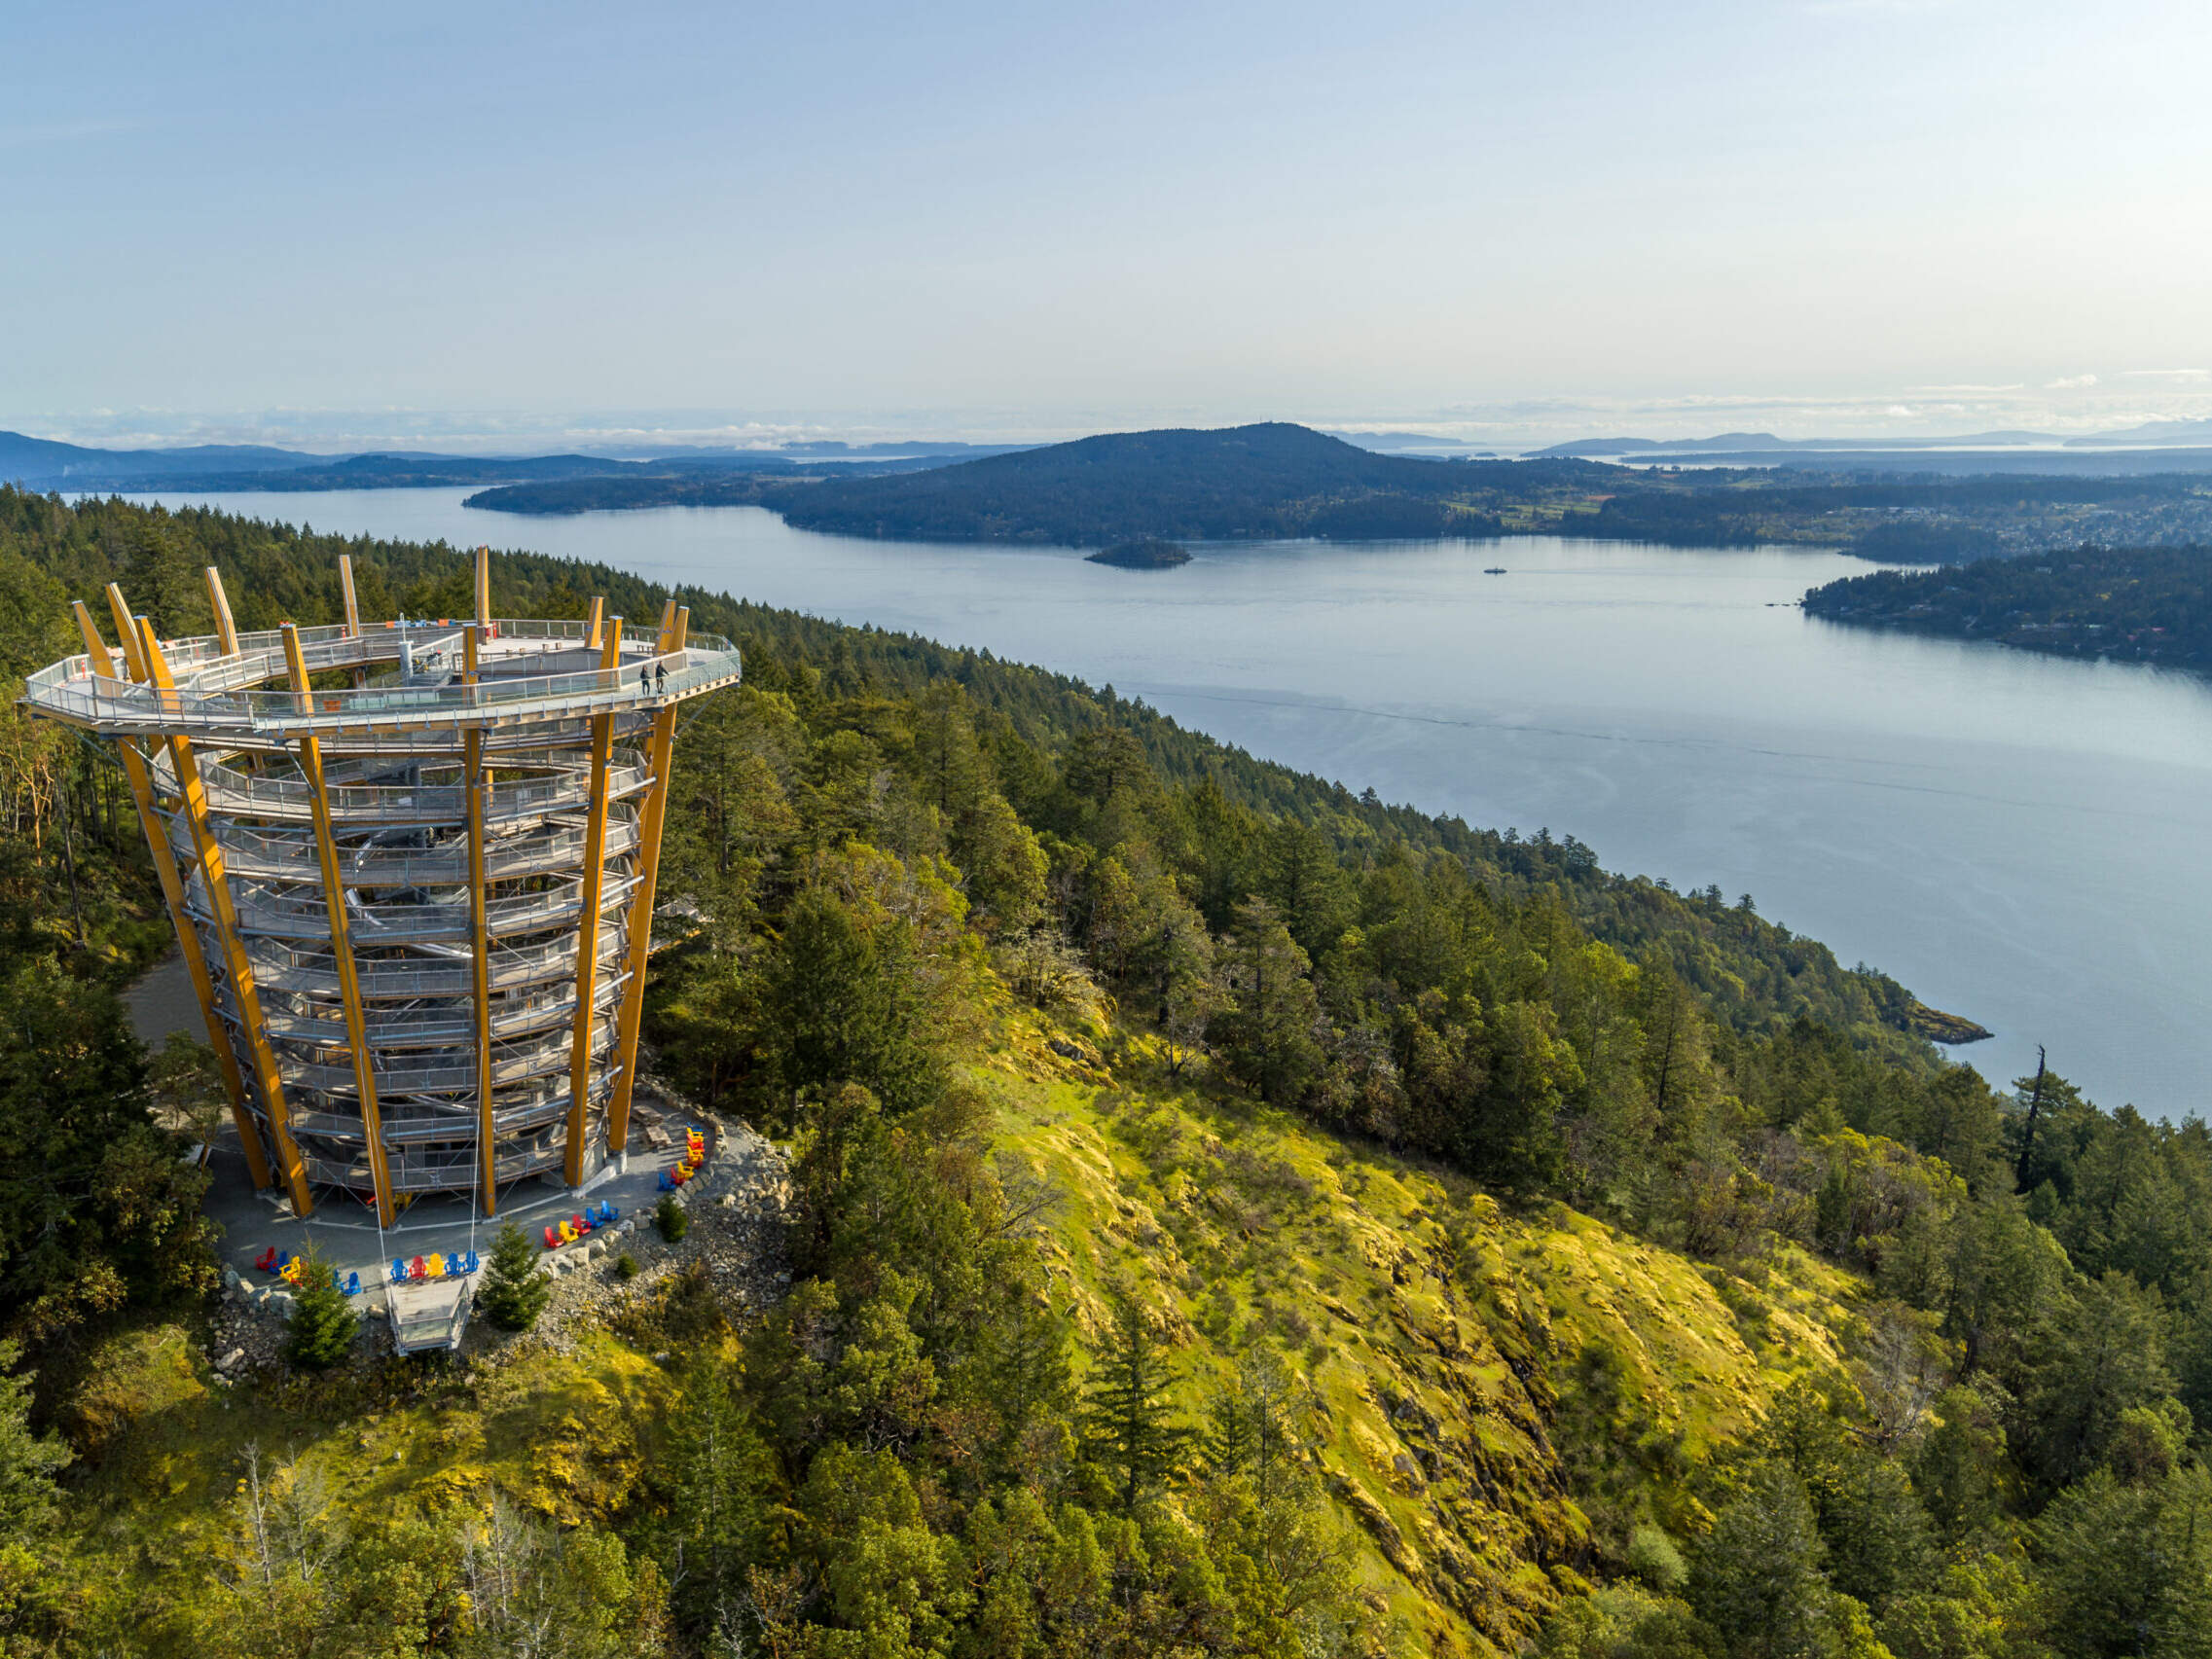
0,429,1032,492
1534,418,2212,459
15,415,2212,498
18,419,2212,578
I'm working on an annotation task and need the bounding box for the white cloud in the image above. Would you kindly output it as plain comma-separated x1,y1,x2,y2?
2045,374,2098,389
2123,369,2211,381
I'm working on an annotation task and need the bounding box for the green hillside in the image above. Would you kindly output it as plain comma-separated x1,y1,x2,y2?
0,492,2204,1654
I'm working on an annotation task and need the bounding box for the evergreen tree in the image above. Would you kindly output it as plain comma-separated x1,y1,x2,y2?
0,1340,67,1535
971,1268,1073,1470
1081,1295,1191,1513
1060,726,1151,809
1214,897,1324,1105
477,1222,551,1332
1687,1463,1837,1659
2033,1462,2212,1659
1205,1347,1299,1504
1153,897,1224,1078
657,1194,689,1243
283,1245,357,1369
758,886,945,1116
122,522,214,640
2022,1270,2175,1487
1260,814,1352,957
659,1356,772,1641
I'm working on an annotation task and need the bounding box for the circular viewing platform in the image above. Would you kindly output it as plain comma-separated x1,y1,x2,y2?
22,615,742,747
23,559,740,1229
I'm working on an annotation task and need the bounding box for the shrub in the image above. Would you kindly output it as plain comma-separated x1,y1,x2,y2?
477,1223,552,1332
656,1196,689,1243
1626,1523,1687,1591
615,1253,638,1280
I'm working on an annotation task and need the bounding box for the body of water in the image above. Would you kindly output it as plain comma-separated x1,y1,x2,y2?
126,487,2212,1117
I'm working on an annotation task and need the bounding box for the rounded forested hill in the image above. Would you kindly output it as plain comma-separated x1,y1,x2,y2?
760,421,1606,545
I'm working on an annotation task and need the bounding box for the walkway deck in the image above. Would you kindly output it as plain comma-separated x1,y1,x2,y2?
23,618,741,746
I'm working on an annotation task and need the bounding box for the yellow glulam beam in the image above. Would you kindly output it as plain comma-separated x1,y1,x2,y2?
463,624,496,1213
135,614,313,1216
281,625,394,1225
74,601,271,1190
607,603,687,1155
338,556,362,637
203,568,239,657
564,611,622,1186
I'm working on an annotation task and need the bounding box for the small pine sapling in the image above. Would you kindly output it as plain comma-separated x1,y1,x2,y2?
478,1223,552,1332
284,1245,359,1369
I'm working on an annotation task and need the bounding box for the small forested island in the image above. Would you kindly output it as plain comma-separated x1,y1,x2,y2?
0,485,2205,1653
1086,536,1191,567
1804,543,2212,669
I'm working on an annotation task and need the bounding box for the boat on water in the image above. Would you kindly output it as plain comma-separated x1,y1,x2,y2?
1483,566,1507,574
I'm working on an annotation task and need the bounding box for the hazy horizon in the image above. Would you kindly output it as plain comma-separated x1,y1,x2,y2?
12,2,2212,450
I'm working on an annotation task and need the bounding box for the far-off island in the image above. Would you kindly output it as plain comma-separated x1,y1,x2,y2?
1086,537,1191,568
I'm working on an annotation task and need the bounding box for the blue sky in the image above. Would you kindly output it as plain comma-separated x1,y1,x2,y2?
8,0,2212,449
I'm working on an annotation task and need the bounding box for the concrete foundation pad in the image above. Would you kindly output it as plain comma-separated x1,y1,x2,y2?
208,1098,720,1322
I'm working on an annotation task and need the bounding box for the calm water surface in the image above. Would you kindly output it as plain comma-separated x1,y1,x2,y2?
131,488,2212,1118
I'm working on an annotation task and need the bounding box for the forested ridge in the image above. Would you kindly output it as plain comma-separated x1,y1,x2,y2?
731,424,2212,571
1803,544,2212,670
0,489,2203,1654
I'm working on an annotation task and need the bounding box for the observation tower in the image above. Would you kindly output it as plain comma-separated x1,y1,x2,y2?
22,547,740,1226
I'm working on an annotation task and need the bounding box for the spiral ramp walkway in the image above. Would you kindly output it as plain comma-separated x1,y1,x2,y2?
21,547,740,1233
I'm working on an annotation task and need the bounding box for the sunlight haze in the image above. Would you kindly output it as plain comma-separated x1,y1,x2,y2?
10,0,2212,445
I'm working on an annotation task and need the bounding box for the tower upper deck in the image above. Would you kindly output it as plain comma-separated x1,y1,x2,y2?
22,616,742,749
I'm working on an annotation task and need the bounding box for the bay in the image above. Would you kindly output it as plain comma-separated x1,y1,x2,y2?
125,487,2212,1118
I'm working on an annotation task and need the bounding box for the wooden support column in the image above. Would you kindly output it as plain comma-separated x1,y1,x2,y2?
586,596,604,652
281,625,394,1225
464,626,496,1213
74,600,271,1190
473,545,491,631
607,602,687,1155
564,612,622,1186
339,557,362,637
127,607,312,1216
203,568,239,657
339,556,366,686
